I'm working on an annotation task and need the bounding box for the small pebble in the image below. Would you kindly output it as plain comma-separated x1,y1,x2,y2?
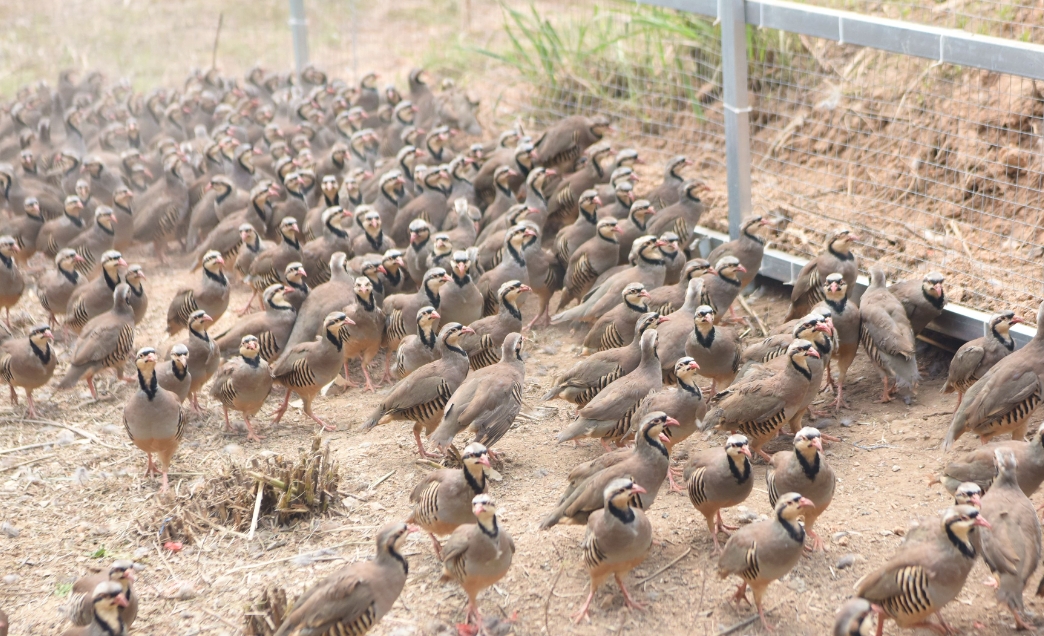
892,465,901,472
1,522,19,538
836,554,856,570
223,444,244,455
55,430,77,445
133,547,150,560
2,574,19,584
532,468,549,478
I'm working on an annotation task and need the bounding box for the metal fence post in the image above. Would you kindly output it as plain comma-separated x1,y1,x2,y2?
289,0,309,76
719,0,753,240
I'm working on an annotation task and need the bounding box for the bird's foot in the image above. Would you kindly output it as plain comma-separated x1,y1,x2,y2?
757,449,773,462
982,577,999,589
730,582,750,605
667,471,685,493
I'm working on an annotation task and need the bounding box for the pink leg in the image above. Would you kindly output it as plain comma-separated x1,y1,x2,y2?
414,428,436,458
271,389,292,424
381,350,394,384
571,587,597,624
243,414,265,443
236,290,259,316
222,405,233,432
614,573,645,611
302,398,335,431
25,391,37,419
716,510,739,532
428,532,443,559
160,470,169,494
341,362,359,388
86,375,98,400
361,365,377,393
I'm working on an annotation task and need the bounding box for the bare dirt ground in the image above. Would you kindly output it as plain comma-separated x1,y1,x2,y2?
0,236,1038,636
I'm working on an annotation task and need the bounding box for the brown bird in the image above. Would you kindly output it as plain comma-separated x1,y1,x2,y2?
458,280,530,370
281,252,354,355
0,325,55,418
280,261,309,311
557,217,621,312
646,178,706,245
533,115,611,173
67,561,138,629
0,236,23,328
557,329,663,448
945,301,1044,449
232,224,275,285
215,283,297,362
301,206,353,285
1,196,44,264
58,284,136,399
272,522,415,636
890,271,946,336
572,477,652,623
933,422,1044,498
440,494,515,630
685,305,743,395
767,426,835,551
270,311,353,431
855,505,990,636
943,311,1020,407
554,187,604,263
36,194,84,258
37,249,85,326
705,215,770,291
581,282,651,354
362,322,474,457
168,309,220,412
616,199,657,263
210,335,272,442
702,339,821,460
645,155,692,210
404,219,435,284
430,332,525,452
541,411,677,528
653,277,706,376
552,235,667,325
438,249,483,327
635,356,705,455
165,250,229,335
785,228,860,321
543,312,663,409
340,277,386,392
476,224,534,317
156,343,190,403
123,347,185,493
62,581,129,636
383,267,451,358
701,256,748,324
64,250,126,335
123,264,148,325
977,447,1040,630
816,273,860,409
66,207,116,276
352,206,396,257
394,306,441,380
245,216,302,313
717,492,815,632
860,266,919,404
408,442,490,555
682,434,754,552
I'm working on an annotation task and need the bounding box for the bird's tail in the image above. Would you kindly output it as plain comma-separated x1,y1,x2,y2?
56,364,88,390
556,417,593,443
541,384,562,402
361,405,386,431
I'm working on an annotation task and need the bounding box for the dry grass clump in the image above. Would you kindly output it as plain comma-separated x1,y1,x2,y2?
152,435,341,544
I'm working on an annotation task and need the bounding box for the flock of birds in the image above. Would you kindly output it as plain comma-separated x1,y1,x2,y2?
0,63,1042,636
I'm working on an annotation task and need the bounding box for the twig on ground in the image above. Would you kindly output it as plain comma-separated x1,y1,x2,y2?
248,479,264,541
368,469,395,490
0,418,124,451
544,565,564,636
200,606,239,631
636,547,692,585
0,438,88,455
0,453,54,472
737,296,767,337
